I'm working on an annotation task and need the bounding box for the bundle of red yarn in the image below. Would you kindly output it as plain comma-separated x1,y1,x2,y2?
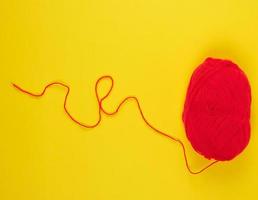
183,57,251,161
12,56,252,173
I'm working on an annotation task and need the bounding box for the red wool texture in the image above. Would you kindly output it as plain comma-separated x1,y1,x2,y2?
183,57,251,161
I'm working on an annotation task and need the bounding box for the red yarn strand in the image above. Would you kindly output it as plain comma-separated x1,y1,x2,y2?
12,75,219,175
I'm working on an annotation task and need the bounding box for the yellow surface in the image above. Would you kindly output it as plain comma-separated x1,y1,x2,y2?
1,0,258,199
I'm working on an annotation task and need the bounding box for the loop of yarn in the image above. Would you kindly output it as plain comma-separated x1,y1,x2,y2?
183,57,251,161
12,75,219,175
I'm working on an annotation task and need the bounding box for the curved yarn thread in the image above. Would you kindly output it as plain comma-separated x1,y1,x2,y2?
12,75,218,175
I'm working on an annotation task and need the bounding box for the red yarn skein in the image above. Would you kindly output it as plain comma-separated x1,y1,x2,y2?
13,57,252,173
183,57,251,161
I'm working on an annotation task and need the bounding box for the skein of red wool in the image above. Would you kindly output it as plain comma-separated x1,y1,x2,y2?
12,57,252,174
183,57,251,161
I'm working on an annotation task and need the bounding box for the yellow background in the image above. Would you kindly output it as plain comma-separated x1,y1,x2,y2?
1,0,258,199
